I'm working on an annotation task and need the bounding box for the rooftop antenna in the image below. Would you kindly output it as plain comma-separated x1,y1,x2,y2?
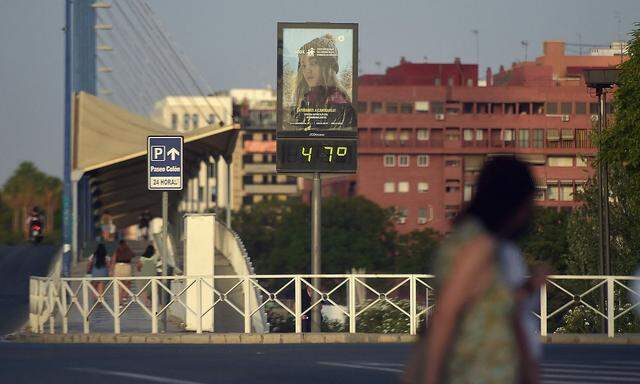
614,11,623,64
374,61,382,72
578,33,582,55
521,40,529,62
471,29,479,65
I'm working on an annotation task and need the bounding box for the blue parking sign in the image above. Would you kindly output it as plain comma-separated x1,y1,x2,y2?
147,136,183,190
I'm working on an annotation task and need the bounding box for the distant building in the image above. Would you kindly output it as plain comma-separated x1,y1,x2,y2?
307,40,627,234
151,95,233,212
229,88,301,208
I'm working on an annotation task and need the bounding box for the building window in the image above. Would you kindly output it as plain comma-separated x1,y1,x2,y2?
371,102,383,113
546,102,558,114
463,103,474,114
532,129,544,148
417,155,429,167
417,129,430,141
399,130,410,145
396,207,408,224
208,114,216,125
417,207,433,224
431,102,444,114
192,114,199,128
398,155,410,167
502,129,515,142
386,102,398,113
464,185,473,202
383,154,395,167
466,78,473,87
576,156,587,167
357,102,367,113
463,129,474,142
434,78,441,86
183,113,190,130
534,188,546,201
547,128,560,143
518,129,530,148
476,129,484,141
560,183,574,201
575,102,586,114
560,102,572,115
447,77,454,86
398,182,410,193
400,103,413,114
384,130,396,145
384,182,395,193
445,159,460,167
171,113,178,130
417,182,429,193
548,156,573,167
589,102,599,114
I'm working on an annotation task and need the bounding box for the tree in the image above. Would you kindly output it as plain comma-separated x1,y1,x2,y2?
234,196,397,274
1,161,62,243
565,23,640,276
518,207,571,273
394,228,441,274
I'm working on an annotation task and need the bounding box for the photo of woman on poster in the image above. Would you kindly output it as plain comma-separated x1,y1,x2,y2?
280,28,356,133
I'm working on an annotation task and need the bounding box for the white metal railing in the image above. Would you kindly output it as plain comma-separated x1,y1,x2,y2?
28,274,640,337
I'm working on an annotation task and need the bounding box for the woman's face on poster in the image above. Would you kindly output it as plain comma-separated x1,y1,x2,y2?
300,55,321,87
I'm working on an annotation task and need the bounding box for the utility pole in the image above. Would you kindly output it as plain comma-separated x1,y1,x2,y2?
311,173,322,332
471,29,479,65
62,0,73,277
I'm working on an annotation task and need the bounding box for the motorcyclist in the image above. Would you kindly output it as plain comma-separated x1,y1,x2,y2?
27,206,44,244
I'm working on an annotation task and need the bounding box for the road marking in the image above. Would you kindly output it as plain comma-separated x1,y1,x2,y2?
541,372,640,383
67,367,206,384
542,367,640,378
602,360,640,366
317,361,403,373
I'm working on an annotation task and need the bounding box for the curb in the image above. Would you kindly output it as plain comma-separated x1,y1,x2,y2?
7,332,418,344
7,332,640,345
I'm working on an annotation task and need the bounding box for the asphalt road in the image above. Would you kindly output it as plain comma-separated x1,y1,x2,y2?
0,245,57,336
1,343,640,384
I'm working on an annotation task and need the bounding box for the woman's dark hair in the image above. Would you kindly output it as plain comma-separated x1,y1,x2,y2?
94,243,107,269
142,245,155,258
459,156,535,236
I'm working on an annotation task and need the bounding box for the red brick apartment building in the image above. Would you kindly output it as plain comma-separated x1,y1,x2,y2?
315,40,627,233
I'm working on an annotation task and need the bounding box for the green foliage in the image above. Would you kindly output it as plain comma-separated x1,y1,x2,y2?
598,23,640,169
0,161,62,244
518,207,570,273
234,196,398,274
394,228,440,273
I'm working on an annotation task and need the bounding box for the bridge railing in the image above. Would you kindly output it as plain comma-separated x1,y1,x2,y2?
29,274,640,337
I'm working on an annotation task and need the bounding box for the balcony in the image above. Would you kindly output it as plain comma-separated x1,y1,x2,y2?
243,163,276,173
244,184,298,194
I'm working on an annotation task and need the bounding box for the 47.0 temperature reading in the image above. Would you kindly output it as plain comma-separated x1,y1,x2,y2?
301,146,348,162
276,139,357,173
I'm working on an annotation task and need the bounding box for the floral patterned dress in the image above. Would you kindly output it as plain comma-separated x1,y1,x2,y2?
432,219,519,384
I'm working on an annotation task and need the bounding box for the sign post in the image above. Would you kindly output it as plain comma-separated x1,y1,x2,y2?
148,136,183,332
276,23,358,332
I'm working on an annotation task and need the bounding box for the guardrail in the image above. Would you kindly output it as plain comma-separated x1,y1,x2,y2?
29,274,640,337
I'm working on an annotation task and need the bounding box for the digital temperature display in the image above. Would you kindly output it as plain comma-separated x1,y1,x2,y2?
277,139,357,173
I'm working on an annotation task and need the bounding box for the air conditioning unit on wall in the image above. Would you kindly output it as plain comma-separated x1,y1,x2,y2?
561,114,570,122
417,218,427,224
398,217,407,224
435,113,445,121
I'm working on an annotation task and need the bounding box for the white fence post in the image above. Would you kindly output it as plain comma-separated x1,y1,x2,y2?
151,278,158,334
244,277,251,334
540,281,547,337
409,276,417,335
295,276,302,334
61,282,68,334
607,277,615,338
82,280,89,334
348,275,356,334
48,280,55,334
197,278,203,334
113,279,120,334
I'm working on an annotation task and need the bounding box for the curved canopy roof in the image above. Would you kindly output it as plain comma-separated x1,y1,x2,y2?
72,92,238,227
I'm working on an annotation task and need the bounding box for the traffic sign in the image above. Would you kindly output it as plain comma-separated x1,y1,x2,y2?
147,136,183,190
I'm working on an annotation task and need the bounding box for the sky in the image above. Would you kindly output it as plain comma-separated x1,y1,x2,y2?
0,0,638,184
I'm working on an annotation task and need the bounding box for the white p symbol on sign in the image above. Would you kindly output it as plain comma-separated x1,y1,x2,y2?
151,146,165,161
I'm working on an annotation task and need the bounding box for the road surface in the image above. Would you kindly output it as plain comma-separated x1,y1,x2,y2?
1,343,639,383
0,245,57,336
